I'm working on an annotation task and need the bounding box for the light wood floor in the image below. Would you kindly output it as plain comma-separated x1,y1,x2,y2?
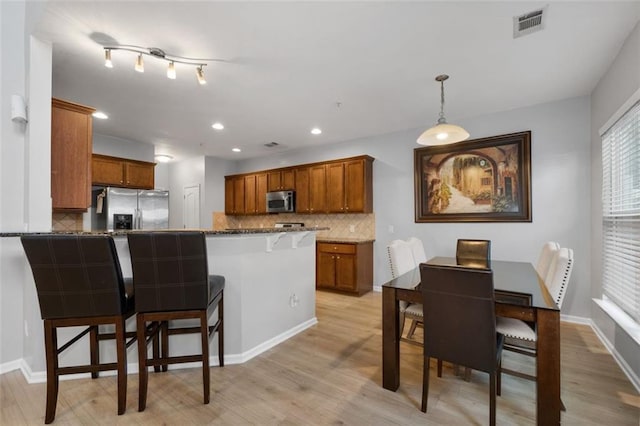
2,291,639,425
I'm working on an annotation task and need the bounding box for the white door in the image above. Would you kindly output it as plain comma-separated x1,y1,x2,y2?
183,185,200,229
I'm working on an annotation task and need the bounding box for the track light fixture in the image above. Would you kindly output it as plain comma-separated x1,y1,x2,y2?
103,45,218,85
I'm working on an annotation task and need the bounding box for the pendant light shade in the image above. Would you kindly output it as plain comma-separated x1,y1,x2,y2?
417,74,469,146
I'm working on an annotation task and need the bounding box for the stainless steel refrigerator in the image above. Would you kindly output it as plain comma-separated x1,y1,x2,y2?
91,187,169,231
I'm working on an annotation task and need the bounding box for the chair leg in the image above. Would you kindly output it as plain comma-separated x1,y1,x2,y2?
115,317,127,415
161,321,169,372
218,297,224,367
406,320,419,339
152,322,161,373
421,356,430,412
497,358,502,397
200,311,210,404
90,325,99,379
43,321,59,424
490,372,496,426
136,315,149,412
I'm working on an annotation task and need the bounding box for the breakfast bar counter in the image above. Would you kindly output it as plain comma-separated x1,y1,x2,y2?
0,228,324,380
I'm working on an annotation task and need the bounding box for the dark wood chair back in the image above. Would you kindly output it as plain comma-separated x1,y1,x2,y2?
127,231,209,312
21,235,128,319
456,239,491,268
420,263,497,372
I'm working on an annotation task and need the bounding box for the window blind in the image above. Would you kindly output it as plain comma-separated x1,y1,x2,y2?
602,100,640,324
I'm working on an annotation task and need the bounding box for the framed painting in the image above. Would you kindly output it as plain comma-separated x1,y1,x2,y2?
414,131,531,222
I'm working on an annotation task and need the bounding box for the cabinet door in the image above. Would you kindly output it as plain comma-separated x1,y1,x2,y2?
267,171,281,192
125,162,154,189
233,177,245,214
309,165,327,213
281,170,295,190
335,254,357,291
317,251,336,289
51,99,93,211
225,178,234,214
92,156,124,186
326,162,345,213
244,175,257,214
295,167,310,213
345,159,371,213
256,174,268,214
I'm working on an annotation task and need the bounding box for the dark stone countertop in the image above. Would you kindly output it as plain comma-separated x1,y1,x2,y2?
0,227,329,238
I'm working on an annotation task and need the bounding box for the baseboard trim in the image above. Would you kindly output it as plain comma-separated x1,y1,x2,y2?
590,319,640,393
3,317,319,384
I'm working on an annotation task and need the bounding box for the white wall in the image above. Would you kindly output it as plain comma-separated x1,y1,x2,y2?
238,96,592,319
590,22,640,383
93,133,154,163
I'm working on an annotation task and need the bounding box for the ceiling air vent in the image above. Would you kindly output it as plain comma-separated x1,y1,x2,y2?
513,7,546,39
264,142,280,148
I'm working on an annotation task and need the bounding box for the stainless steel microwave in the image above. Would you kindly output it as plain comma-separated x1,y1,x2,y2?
266,190,295,213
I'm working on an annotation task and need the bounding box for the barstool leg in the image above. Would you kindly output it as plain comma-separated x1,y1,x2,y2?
43,321,59,424
161,321,169,372
218,296,224,367
200,311,210,404
136,315,148,412
152,322,161,373
90,325,99,379
115,317,127,415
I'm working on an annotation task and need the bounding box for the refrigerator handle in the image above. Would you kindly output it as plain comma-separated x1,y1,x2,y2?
135,209,141,230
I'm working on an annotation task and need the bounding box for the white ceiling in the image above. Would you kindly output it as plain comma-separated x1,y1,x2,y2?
34,1,640,161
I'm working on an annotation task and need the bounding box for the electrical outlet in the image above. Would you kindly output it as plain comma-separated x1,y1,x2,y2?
349,225,355,233
388,225,394,234
289,293,298,308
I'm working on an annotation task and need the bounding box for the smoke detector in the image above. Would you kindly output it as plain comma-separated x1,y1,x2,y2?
513,7,547,39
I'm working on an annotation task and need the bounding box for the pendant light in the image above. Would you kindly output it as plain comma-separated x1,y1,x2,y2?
135,53,144,72
417,74,469,146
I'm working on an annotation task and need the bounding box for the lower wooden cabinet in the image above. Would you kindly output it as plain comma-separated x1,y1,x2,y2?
316,241,373,296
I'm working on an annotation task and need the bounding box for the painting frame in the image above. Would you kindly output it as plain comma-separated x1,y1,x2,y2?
414,131,532,223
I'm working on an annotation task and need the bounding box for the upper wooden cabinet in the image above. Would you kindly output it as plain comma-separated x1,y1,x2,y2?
224,155,374,216
268,169,295,191
92,154,155,189
51,98,95,212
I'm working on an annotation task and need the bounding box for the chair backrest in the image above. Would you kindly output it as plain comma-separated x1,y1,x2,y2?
535,241,560,279
420,263,497,373
21,235,127,319
127,231,209,312
544,247,574,309
407,237,427,265
456,239,491,267
387,239,416,278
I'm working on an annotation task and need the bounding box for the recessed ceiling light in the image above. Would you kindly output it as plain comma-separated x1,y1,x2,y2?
232,148,241,153
154,154,173,163
212,122,224,130
93,111,108,119
311,127,322,135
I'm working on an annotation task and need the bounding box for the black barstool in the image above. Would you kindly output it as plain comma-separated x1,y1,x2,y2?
127,231,224,411
21,235,135,423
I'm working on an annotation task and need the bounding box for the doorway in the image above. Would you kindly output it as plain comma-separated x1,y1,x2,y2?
183,184,200,229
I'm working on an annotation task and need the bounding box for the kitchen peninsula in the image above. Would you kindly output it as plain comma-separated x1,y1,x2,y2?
0,227,324,380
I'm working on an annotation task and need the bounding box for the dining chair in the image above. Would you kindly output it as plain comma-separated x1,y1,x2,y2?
496,248,574,383
420,263,503,426
387,238,423,342
456,239,491,268
535,241,560,278
21,235,136,423
127,231,224,411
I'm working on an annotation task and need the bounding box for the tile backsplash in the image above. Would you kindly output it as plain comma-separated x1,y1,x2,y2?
52,213,84,231
213,212,375,240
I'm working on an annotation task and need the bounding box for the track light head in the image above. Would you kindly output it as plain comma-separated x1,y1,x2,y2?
167,61,176,79
104,49,113,68
196,66,206,85
135,53,144,73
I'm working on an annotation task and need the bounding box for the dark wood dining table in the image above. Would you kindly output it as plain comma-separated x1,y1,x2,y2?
382,257,561,426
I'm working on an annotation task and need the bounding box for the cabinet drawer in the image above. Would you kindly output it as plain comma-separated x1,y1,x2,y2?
317,243,356,254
